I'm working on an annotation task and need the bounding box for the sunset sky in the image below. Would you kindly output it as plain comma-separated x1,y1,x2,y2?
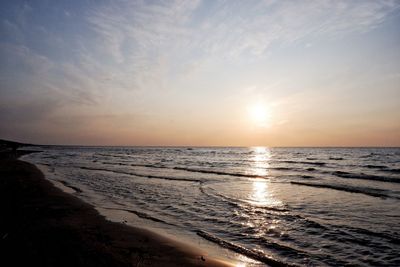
1,0,399,146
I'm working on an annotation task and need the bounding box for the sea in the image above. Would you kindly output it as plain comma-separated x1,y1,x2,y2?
22,147,400,266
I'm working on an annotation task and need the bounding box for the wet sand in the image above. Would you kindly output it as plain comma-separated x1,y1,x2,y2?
0,152,232,267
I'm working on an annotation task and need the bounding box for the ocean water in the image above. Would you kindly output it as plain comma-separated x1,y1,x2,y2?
23,147,400,266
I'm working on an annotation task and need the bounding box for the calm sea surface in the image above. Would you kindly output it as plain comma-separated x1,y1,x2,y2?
23,147,400,266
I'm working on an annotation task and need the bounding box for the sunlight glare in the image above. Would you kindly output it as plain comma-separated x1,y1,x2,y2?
251,146,270,176
246,148,283,207
249,178,282,207
248,103,271,127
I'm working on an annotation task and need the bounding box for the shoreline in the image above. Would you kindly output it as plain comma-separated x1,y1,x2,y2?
0,152,234,266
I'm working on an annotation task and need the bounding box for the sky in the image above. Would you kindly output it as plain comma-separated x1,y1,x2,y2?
0,0,399,147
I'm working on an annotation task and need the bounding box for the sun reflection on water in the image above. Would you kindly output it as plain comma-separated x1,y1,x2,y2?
234,254,252,267
250,178,281,207
251,146,270,177
252,179,268,203
248,147,282,207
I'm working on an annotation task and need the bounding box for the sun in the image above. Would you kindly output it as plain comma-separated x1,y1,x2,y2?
248,103,271,127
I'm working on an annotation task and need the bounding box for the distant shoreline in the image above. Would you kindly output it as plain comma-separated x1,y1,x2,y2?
2,138,399,149
0,150,232,267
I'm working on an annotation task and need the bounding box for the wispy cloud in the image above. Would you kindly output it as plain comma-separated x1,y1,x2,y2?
0,0,399,144
84,0,399,88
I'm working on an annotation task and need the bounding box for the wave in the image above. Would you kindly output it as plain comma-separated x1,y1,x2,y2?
362,165,400,174
95,153,123,158
280,160,327,166
277,211,398,249
199,186,241,209
271,167,295,171
106,162,294,177
300,175,314,179
200,185,289,213
360,153,378,158
329,157,344,160
103,162,168,169
173,167,266,179
363,164,388,169
332,171,400,183
338,225,400,245
57,180,83,193
97,160,400,182
383,168,400,174
104,162,169,170
326,223,400,245
290,181,397,199
79,166,202,183
132,163,167,169
254,234,351,266
196,230,296,267
101,206,174,225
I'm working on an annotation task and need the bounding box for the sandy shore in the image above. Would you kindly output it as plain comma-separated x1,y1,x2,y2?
0,152,233,266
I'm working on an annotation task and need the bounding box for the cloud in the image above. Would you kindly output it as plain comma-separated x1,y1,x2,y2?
0,43,104,105
84,0,400,85
0,0,399,144
2,0,399,102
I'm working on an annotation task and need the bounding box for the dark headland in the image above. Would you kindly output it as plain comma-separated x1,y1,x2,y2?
0,140,232,267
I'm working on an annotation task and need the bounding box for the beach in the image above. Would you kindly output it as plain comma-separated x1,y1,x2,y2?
1,1,399,266
20,146,400,266
0,151,232,267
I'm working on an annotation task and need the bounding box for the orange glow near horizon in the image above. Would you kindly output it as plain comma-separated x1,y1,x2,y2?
1,1,399,147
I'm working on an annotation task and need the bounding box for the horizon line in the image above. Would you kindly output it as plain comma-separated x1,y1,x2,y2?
2,139,399,149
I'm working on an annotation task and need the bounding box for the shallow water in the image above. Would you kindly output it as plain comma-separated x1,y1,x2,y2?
24,147,400,266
